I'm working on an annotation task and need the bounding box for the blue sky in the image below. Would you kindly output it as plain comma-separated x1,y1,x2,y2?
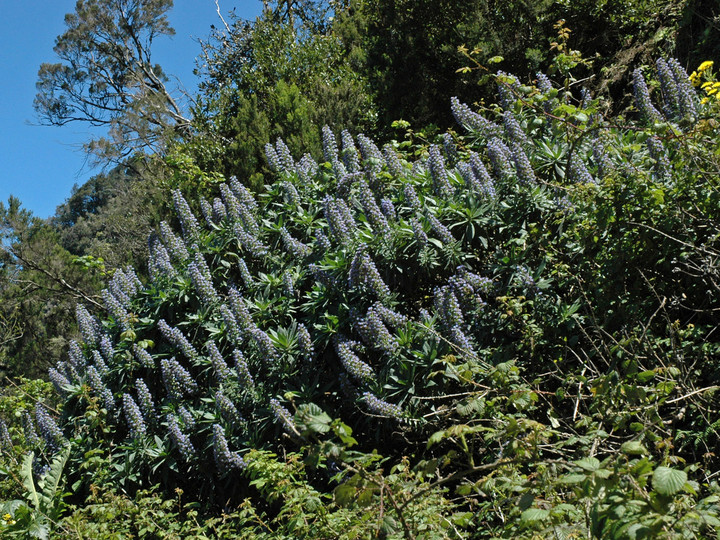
0,1,262,219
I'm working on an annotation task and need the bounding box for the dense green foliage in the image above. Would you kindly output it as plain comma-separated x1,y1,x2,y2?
2,0,720,537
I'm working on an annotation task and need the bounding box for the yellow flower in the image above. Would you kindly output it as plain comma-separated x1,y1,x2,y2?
702,81,712,89
698,60,714,72
2,514,11,521
708,88,718,95
701,97,709,104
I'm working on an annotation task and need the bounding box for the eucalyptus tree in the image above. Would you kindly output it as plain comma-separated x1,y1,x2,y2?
34,0,191,163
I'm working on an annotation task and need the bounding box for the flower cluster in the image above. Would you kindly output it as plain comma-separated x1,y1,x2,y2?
592,137,614,179
314,229,331,251
497,71,520,109
159,221,189,262
269,398,302,438
237,258,255,288
158,319,198,360
297,153,318,184
219,304,243,345
403,183,421,210
215,390,244,425
99,335,115,362
334,336,375,384
213,424,246,473
122,394,146,440
322,125,339,163
0,419,12,451
357,177,390,234
383,144,404,177
427,145,453,198
353,307,398,354
87,365,115,412
297,323,314,362
135,379,155,424
265,142,282,173
68,340,87,371
48,368,71,395
515,265,540,295
76,304,100,347
234,223,268,258
410,217,428,247
434,286,465,331
357,133,384,174
228,288,256,333
133,344,155,369
233,349,254,387
172,190,200,240
282,270,295,297
179,406,196,430
341,129,361,172
250,328,277,362
200,197,216,228
450,96,502,138
280,181,301,206
348,246,391,299
503,111,528,147
569,153,595,184
228,177,259,213
633,68,663,124
487,138,513,181
335,171,358,198
323,195,356,245
362,392,403,419
22,412,40,447
426,213,455,245
188,261,220,305
666,58,698,120
206,341,230,383
469,152,496,199
212,197,228,223
167,414,195,461
102,289,130,331
510,142,537,185
148,238,177,280
380,198,396,220
161,358,199,400
647,136,671,180
35,403,64,452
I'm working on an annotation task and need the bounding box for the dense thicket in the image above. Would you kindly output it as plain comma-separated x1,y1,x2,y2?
1,0,720,537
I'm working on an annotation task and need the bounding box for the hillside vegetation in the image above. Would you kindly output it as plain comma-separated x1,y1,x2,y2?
1,0,720,537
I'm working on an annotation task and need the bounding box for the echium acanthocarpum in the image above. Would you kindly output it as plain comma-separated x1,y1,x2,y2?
356,177,390,235
135,379,155,426
362,391,403,419
159,221,189,262
161,358,199,400
427,145,453,198
333,335,376,384
158,319,198,360
172,190,200,240
188,261,219,306
133,343,155,369
469,152,496,199
510,142,537,185
279,227,311,259
487,138,513,181
167,413,195,461
233,349,254,387
667,58,698,121
297,153,318,185
206,341,230,383
212,424,246,474
341,129,361,173
122,394,146,440
76,304,99,347
632,68,663,124
382,144,404,178
215,390,244,425
87,365,115,412
450,96,502,138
